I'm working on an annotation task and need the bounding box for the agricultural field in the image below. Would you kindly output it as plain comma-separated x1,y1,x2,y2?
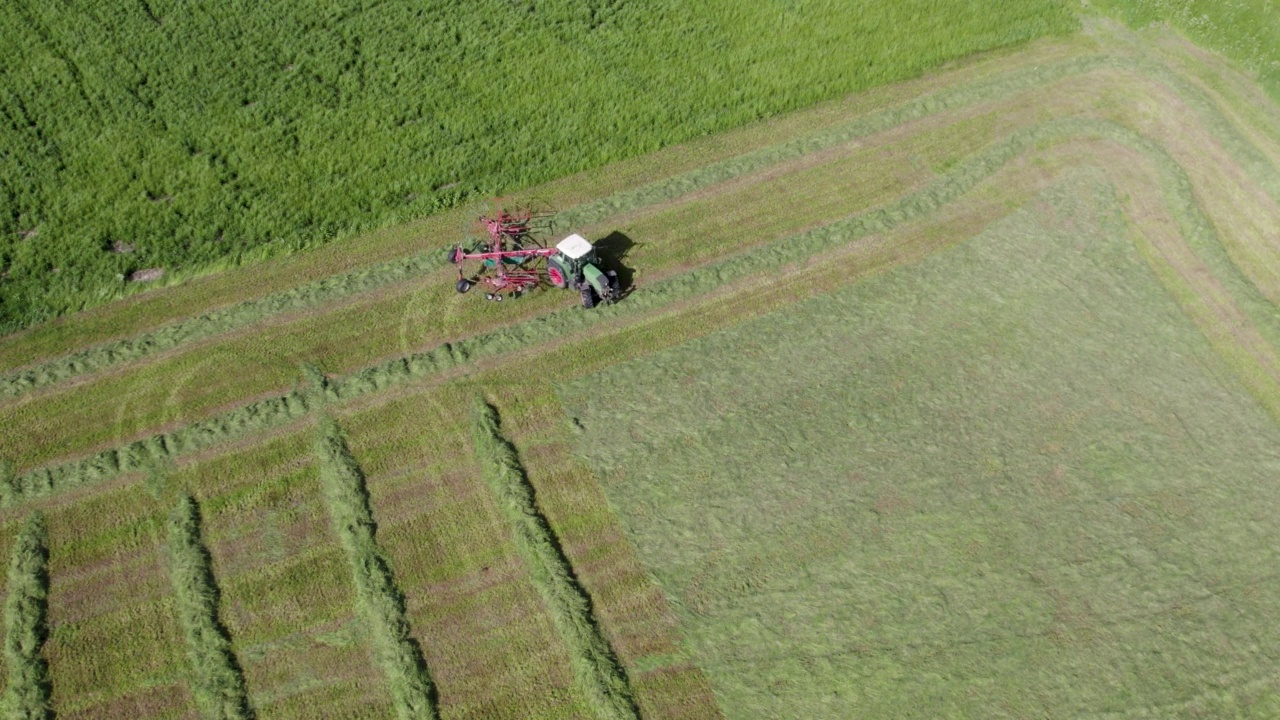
0,0,1075,332
0,13,1279,720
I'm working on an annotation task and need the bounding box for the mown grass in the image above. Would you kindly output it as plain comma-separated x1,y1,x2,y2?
35,482,194,718
563,175,1280,717
166,493,254,720
470,398,638,720
0,0,1077,331
313,417,437,720
2,513,51,720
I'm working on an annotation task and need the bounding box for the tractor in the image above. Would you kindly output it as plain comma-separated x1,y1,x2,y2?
449,206,619,308
545,233,620,308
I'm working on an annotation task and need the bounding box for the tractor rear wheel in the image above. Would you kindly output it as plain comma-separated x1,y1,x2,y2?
580,286,597,309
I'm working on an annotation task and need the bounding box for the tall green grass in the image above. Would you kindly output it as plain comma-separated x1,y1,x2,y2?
2,513,51,720
166,493,254,720
0,0,1077,331
471,398,638,720
314,417,437,720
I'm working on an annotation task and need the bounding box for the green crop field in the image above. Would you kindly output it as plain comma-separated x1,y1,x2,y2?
0,0,1076,332
1,8,1280,720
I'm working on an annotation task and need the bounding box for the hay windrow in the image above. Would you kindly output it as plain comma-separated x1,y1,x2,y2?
166,493,254,720
471,398,638,720
314,417,437,720
3,513,52,720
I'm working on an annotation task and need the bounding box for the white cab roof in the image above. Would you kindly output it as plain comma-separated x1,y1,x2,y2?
556,233,593,259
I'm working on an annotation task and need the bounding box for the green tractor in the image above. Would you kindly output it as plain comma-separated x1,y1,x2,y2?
546,233,621,308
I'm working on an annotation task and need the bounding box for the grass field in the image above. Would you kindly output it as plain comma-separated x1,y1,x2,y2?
0,0,1076,332
0,15,1278,719
564,174,1280,717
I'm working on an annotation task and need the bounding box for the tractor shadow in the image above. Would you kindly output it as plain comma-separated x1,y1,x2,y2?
594,231,637,299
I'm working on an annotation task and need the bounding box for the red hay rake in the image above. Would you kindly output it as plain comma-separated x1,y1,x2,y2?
449,204,557,300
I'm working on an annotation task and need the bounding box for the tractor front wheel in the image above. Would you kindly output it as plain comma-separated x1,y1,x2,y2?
547,259,568,289
580,286,597,309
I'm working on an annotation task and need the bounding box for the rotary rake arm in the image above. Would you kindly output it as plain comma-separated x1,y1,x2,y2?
448,243,557,299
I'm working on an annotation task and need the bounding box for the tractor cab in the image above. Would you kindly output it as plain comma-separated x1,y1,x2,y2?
547,233,619,308
550,234,597,275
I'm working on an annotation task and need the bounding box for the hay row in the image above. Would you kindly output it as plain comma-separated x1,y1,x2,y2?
2,513,52,720
166,493,254,720
470,398,638,720
314,417,437,720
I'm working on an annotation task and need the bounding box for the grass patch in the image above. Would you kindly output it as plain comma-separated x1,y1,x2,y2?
166,493,254,720
471,398,638,720
314,417,437,720
564,174,1280,717
3,513,51,720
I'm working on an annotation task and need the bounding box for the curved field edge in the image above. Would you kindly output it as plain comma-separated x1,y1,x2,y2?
2,30,1280,471
4,23,1280,404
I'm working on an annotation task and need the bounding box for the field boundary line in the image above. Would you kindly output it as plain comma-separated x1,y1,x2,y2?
314,417,438,720
471,398,638,720
166,493,255,720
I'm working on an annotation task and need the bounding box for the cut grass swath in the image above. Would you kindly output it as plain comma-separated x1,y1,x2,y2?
166,493,254,720
471,398,638,720
3,513,52,720
314,416,437,720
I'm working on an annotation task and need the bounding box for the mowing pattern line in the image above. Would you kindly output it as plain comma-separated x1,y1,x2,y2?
471,398,638,720
5,112,1273,507
314,416,438,720
166,493,254,720
2,513,52,720
0,251,444,400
